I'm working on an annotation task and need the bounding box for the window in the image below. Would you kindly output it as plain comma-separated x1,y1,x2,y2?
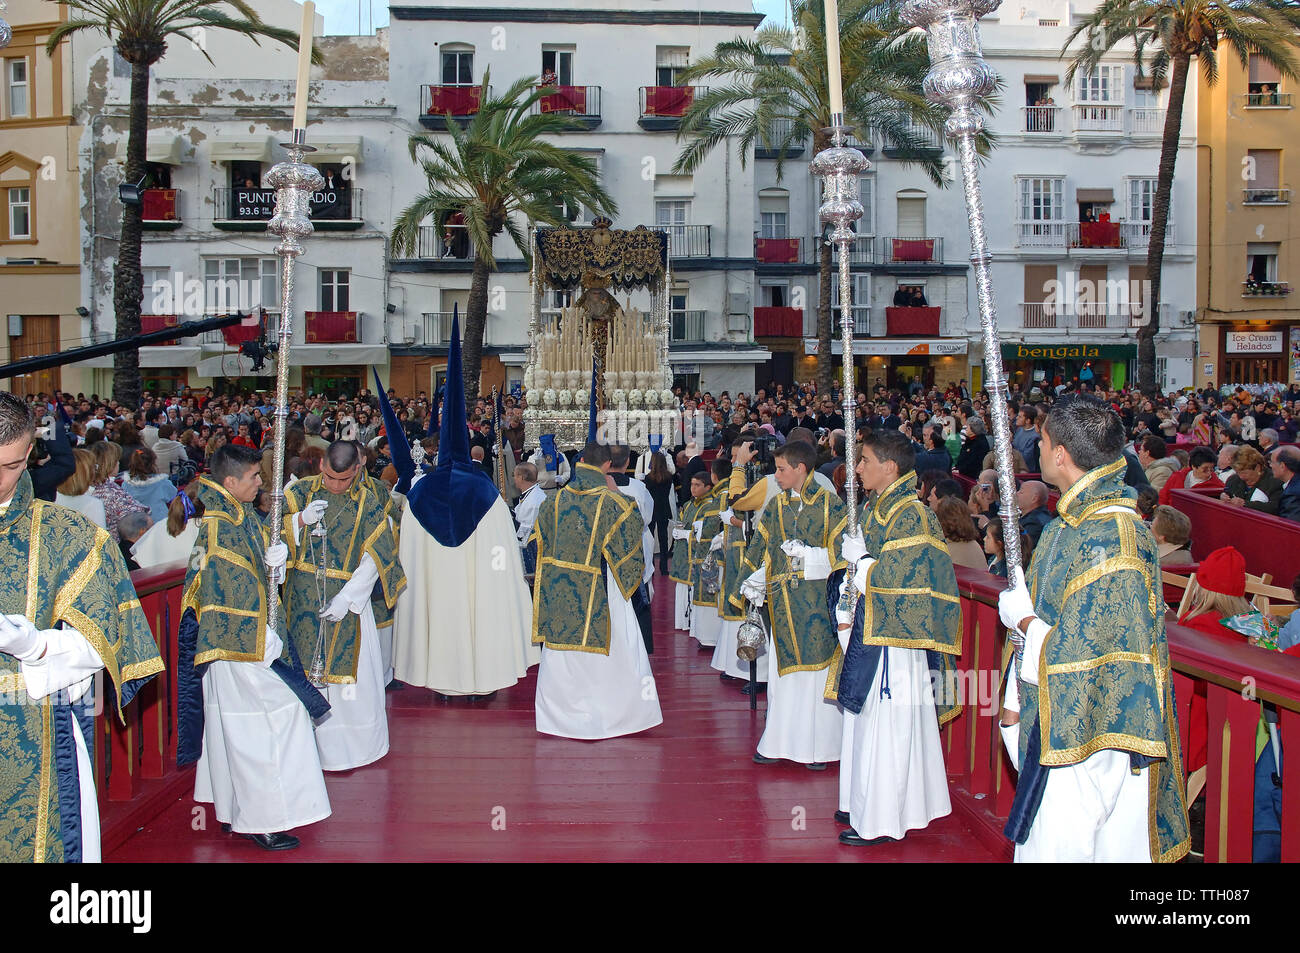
760,211,787,239
1245,150,1284,202
760,282,789,307
142,267,171,314
320,269,350,311
6,58,28,118
1128,178,1158,222
859,177,874,235
1018,177,1064,221
7,187,31,239
656,47,689,86
656,199,689,235
1247,242,1280,283
541,48,573,86
1248,54,1283,104
204,258,278,313
1076,65,1123,103
442,49,474,86
831,273,872,332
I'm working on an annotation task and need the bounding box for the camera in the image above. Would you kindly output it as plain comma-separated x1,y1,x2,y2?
751,434,779,475
816,427,830,441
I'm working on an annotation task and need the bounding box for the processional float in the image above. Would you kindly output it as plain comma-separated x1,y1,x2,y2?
523,218,681,452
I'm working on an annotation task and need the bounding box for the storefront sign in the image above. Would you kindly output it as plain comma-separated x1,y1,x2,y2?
809,338,967,356
672,363,700,374
1225,331,1283,354
1290,328,1300,382
1000,343,1135,361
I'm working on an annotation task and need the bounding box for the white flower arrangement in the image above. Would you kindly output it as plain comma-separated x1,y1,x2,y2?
558,389,574,408
627,388,644,407
542,388,557,408
612,389,627,408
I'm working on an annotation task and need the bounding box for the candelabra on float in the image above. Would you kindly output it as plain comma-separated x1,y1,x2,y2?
902,0,1023,609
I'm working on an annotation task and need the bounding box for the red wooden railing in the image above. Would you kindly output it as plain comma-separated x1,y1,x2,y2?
1170,487,1300,586
885,305,941,336
946,565,1300,862
753,306,805,337
140,313,179,344
304,311,359,344
97,561,193,854
755,237,802,263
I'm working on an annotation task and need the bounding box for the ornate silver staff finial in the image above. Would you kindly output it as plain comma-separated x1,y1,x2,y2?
903,0,1023,592
262,128,324,633
0,2,13,50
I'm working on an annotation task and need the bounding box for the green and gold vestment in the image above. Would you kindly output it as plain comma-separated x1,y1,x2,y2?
0,473,163,862
530,463,646,654
282,474,405,683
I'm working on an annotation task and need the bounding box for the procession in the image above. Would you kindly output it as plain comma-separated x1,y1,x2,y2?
5,0,1300,879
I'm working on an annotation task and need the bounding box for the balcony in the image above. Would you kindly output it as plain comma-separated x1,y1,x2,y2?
532,85,602,129
1242,280,1292,297
1021,106,1062,134
881,122,943,158
1015,221,1068,249
669,309,706,343
1243,188,1291,205
885,306,940,336
140,313,180,343
879,236,943,264
304,311,360,344
420,85,489,129
1067,221,1123,250
807,235,874,264
1072,104,1124,133
753,306,804,337
755,117,807,159
843,133,874,157
830,307,872,335
638,86,705,130
1129,108,1165,136
202,312,280,347
141,189,182,230
755,235,802,264
1243,92,1293,108
212,187,363,231
664,224,711,258
421,312,456,345
1120,220,1173,247
398,224,477,263
1020,301,1168,330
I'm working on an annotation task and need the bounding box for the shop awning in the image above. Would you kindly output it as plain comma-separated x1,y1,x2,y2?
1075,188,1114,204
1024,74,1059,85
210,137,273,163
808,338,967,357
310,137,364,164
106,133,184,165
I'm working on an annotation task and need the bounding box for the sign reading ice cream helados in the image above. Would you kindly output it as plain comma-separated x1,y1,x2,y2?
1225,331,1284,354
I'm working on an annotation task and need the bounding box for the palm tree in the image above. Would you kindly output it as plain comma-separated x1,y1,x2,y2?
46,1,318,409
673,0,984,396
1065,0,1300,396
391,73,617,409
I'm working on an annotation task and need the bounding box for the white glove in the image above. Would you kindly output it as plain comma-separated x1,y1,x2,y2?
671,527,691,541
300,499,328,526
741,566,767,607
320,592,352,623
260,627,282,667
709,533,724,552
802,546,832,581
0,614,46,661
997,566,1036,632
693,519,704,540
780,539,807,559
841,532,869,564
719,508,735,525
264,541,288,584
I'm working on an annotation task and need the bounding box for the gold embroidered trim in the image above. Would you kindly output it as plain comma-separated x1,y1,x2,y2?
35,701,51,863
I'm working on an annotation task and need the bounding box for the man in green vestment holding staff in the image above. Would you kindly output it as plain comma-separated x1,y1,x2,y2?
0,392,163,862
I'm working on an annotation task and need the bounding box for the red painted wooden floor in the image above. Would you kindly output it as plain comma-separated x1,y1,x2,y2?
107,573,1000,863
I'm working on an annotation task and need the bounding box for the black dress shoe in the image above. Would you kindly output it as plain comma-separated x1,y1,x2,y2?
752,752,780,765
806,761,828,771
719,672,742,683
838,829,896,847
243,832,300,851
220,823,232,834
834,810,851,825
739,681,767,695
385,679,406,692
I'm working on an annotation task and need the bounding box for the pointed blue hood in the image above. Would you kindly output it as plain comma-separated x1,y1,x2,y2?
374,368,416,495
406,307,500,547
586,357,598,444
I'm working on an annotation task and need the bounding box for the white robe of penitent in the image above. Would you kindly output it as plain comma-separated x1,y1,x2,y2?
193,657,332,835
535,567,663,740
392,486,537,695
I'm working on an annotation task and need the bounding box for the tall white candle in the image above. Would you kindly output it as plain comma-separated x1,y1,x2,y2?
292,1,316,130
823,0,844,116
